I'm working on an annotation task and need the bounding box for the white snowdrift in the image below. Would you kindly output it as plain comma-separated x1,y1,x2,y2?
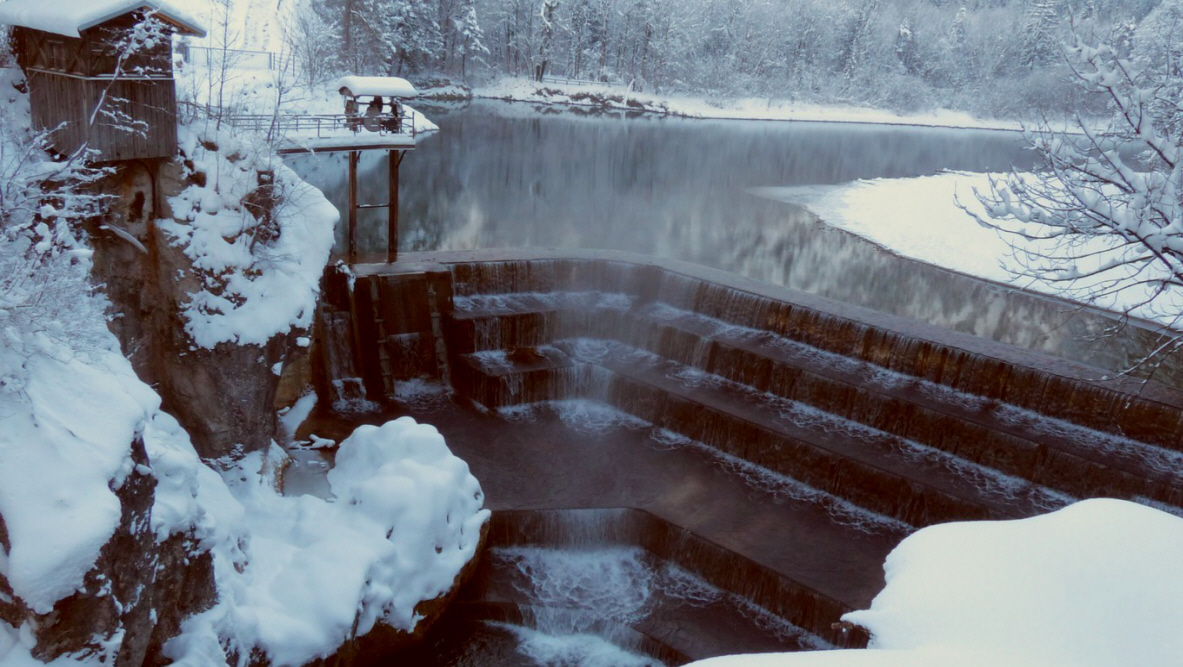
692,498,1183,667
0,343,159,615
164,418,490,667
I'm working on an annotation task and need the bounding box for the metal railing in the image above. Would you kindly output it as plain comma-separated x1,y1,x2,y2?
540,74,609,87
178,102,418,142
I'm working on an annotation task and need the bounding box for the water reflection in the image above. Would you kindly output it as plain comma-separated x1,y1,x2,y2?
288,101,1179,385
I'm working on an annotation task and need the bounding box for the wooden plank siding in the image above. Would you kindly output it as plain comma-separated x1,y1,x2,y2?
15,19,180,162
86,79,179,161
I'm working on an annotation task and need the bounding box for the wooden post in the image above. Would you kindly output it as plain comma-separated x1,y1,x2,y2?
348,150,359,263
387,149,400,263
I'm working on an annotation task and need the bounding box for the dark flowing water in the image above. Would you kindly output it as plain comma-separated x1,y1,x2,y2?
289,100,1179,384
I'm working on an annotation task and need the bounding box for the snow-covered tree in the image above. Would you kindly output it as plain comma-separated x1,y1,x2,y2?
535,0,561,79
837,0,882,80
972,32,1183,366
896,17,920,75
1019,0,1060,69
449,0,490,77
287,5,341,87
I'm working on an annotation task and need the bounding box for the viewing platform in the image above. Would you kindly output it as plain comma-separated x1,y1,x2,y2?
221,111,420,154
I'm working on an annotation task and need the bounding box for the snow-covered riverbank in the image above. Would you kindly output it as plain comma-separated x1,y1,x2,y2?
754,172,1183,333
457,77,1024,132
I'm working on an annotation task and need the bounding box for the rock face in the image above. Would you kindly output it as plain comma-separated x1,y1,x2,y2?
90,160,296,461
0,438,216,666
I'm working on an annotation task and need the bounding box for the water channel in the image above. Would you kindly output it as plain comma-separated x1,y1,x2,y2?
288,100,1179,385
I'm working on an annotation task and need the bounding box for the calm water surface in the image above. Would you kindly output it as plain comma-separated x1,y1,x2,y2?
289,100,1178,384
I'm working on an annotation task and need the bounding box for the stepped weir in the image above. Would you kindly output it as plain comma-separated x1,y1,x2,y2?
309,248,1183,663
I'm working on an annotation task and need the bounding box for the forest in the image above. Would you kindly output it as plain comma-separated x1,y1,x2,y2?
297,0,1175,119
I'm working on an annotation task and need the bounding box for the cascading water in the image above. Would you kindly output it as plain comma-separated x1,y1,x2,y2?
482,541,828,667
494,546,663,666
310,254,1183,664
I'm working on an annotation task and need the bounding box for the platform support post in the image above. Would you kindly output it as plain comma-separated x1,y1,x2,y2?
348,150,360,263
387,149,400,263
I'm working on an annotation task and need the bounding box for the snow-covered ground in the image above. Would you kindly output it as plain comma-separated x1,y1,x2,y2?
753,172,1183,332
692,498,1183,667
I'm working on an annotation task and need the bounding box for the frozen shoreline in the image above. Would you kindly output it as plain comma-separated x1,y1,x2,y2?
456,77,1027,133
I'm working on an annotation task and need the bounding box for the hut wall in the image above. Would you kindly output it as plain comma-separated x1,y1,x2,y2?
27,70,91,156
86,79,179,161
16,21,181,162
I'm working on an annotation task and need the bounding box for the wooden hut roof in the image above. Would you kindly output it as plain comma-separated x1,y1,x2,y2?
0,0,206,38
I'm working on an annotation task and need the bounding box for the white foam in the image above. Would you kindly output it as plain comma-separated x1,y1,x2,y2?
495,623,661,667
552,400,650,434
498,546,656,629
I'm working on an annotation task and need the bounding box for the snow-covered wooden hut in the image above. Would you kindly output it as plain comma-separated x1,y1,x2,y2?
0,0,206,161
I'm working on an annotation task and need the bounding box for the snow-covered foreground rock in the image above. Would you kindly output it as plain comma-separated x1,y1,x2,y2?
2,395,489,666
692,498,1183,667
163,417,490,666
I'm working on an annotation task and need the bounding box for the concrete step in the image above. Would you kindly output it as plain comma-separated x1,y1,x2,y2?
576,343,1067,528
623,304,1183,509
452,346,609,410
445,293,1183,511
446,291,633,354
302,400,903,649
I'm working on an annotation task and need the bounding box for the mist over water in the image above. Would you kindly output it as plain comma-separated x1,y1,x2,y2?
290,101,1179,382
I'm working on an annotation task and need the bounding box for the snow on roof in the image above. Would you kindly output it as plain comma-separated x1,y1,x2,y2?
336,76,418,99
0,0,207,39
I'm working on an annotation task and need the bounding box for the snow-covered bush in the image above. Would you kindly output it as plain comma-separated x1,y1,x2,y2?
973,31,1183,367
164,417,489,666
0,66,116,360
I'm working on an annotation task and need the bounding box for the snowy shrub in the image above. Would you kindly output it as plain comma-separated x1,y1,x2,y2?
165,417,489,666
159,124,338,349
0,67,119,387
973,31,1183,366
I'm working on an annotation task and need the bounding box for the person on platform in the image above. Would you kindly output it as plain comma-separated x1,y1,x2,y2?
363,95,383,132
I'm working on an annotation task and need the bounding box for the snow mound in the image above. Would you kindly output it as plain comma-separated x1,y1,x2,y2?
160,125,338,348
692,498,1183,666
0,344,159,615
326,418,490,633
166,418,490,667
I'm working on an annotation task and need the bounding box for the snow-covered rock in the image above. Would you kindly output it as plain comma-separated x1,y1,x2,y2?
692,499,1183,667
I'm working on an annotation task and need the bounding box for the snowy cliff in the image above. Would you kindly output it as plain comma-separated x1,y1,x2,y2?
0,32,487,665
